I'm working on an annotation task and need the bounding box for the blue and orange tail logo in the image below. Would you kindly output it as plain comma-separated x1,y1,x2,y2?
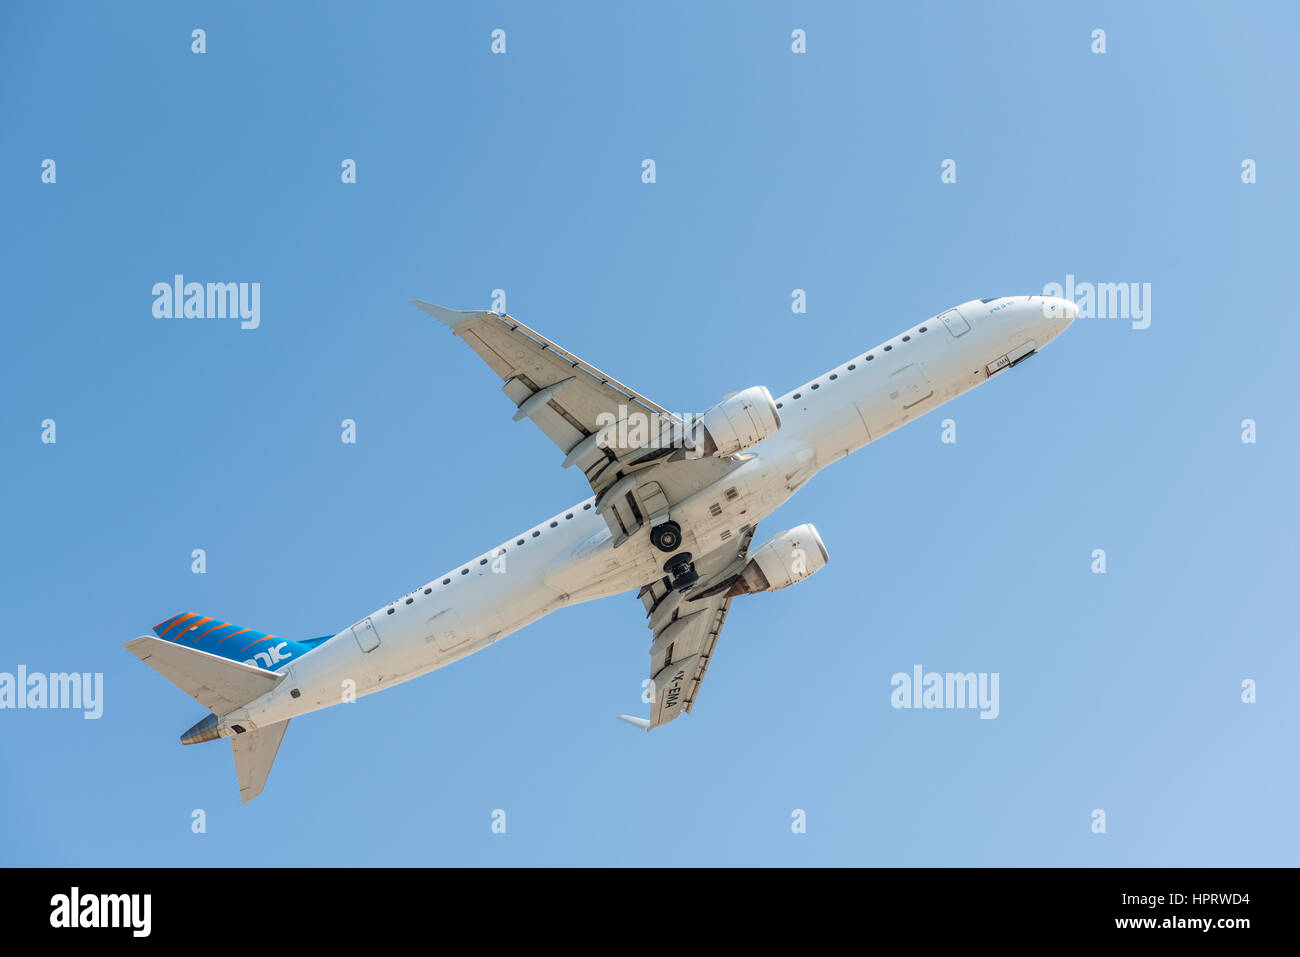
152,614,332,671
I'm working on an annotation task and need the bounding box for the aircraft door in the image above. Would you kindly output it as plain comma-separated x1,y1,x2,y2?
939,309,970,337
350,617,381,653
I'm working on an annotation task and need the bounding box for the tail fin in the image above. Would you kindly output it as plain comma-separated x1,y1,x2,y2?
132,613,328,804
149,613,330,671
125,635,293,803
232,720,290,803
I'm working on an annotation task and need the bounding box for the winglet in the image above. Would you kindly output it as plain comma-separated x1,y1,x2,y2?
410,300,488,330
616,714,651,731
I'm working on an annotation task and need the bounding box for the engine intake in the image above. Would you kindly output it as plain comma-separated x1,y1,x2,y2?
694,386,781,457
733,524,828,594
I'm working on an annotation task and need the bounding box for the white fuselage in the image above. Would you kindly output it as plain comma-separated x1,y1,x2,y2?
223,296,1076,731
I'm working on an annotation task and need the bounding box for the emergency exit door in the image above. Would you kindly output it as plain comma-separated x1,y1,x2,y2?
350,617,381,653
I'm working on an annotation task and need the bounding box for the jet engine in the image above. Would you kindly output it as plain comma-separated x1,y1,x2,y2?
693,386,781,457
728,523,828,595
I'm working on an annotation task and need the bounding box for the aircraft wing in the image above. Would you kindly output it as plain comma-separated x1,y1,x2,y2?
413,302,742,546
629,526,757,729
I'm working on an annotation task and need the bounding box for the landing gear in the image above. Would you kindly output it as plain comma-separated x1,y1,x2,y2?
664,552,699,592
650,520,683,553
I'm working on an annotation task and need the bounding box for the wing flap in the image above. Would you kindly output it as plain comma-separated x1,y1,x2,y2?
634,527,757,729
501,375,586,451
645,598,735,728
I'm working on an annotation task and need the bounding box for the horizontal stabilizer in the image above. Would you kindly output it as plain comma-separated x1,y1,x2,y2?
124,635,281,715
232,720,289,804
616,714,651,731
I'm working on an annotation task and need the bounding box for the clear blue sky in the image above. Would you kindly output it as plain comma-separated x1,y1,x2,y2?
2,1,1297,865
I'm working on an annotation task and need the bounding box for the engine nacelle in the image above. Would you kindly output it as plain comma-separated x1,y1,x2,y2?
734,523,828,593
695,386,781,457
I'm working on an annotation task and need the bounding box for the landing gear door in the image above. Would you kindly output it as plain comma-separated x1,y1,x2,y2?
351,617,381,653
939,309,970,337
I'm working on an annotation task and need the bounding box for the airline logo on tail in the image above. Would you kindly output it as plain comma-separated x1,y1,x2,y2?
247,641,292,669
151,614,329,672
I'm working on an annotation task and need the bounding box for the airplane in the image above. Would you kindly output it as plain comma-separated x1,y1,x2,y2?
126,294,1078,802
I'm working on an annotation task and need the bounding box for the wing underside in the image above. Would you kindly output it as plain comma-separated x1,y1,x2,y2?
413,302,741,546
636,526,757,728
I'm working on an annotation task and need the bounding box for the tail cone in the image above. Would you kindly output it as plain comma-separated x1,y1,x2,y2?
181,713,221,745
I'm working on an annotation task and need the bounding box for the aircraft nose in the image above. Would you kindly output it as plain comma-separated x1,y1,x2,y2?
1040,296,1077,331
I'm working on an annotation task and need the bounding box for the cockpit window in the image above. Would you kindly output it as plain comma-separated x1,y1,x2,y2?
979,297,998,303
